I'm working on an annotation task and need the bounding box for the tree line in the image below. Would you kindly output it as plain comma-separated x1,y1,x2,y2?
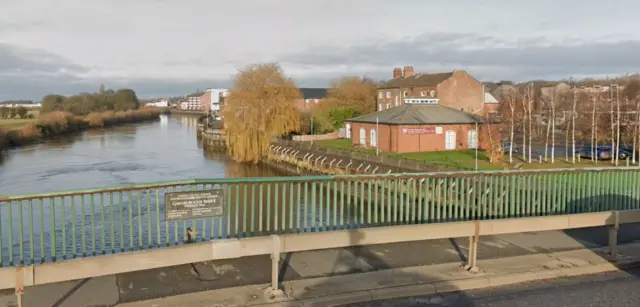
41,88,141,115
0,106,31,119
496,78,640,166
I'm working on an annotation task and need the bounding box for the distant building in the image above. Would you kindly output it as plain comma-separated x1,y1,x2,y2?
295,88,328,110
145,99,169,108
200,89,230,114
183,93,203,110
376,66,485,116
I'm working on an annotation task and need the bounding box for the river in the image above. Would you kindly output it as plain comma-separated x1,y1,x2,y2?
0,114,284,196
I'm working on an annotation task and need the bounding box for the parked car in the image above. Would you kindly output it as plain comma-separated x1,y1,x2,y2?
501,142,518,153
578,145,632,160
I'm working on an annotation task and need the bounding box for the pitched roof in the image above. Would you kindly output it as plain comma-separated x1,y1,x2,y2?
300,88,328,99
381,72,453,89
346,104,484,125
484,92,499,104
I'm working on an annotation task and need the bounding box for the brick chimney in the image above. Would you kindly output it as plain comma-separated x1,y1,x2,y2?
393,67,402,79
403,66,414,78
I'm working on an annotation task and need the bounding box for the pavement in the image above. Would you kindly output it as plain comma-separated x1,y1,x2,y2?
343,267,640,306
1,223,640,307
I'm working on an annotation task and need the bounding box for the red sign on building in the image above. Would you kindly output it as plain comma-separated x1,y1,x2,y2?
402,127,436,135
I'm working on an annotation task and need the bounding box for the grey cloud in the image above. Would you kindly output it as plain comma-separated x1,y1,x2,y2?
280,33,640,82
0,43,88,75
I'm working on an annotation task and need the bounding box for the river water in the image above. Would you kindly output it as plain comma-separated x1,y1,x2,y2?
0,114,283,196
0,115,360,265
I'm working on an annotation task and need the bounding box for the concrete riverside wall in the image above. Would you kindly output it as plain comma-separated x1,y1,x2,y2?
273,139,454,174
291,131,339,142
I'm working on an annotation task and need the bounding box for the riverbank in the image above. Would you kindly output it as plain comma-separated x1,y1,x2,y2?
0,108,161,149
168,109,206,116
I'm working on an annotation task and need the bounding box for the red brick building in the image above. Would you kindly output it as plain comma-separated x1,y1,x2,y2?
345,103,483,153
294,88,328,111
376,66,485,116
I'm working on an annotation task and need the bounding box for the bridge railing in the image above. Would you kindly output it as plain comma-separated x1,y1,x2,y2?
1,167,640,267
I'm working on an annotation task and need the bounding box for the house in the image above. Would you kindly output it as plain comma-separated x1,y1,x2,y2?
295,88,328,110
183,93,203,110
344,102,484,153
376,66,485,115
200,88,229,114
484,92,500,117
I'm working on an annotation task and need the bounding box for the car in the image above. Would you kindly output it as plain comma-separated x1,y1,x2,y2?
578,145,631,160
501,142,519,153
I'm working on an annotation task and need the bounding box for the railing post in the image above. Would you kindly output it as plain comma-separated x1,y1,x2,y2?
608,211,620,257
15,267,24,307
464,222,480,273
266,234,285,298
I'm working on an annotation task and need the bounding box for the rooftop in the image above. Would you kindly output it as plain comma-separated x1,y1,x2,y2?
346,104,484,125
381,72,454,89
300,88,328,99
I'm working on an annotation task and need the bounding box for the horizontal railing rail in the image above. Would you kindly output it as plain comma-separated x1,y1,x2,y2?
1,167,640,267
1,209,639,291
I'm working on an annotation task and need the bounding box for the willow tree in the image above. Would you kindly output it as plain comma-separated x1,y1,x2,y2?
222,63,301,163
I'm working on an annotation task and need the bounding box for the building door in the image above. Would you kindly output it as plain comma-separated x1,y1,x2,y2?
445,130,456,150
345,124,351,138
359,128,366,145
370,129,377,147
468,130,478,149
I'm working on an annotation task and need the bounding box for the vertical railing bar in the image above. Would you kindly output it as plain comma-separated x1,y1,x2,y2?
110,193,116,253
137,191,142,249
49,198,55,262
146,189,152,247
70,196,76,258
155,190,160,247
39,198,45,263
243,184,248,236
251,184,256,236
304,182,309,232
318,182,324,232
311,181,317,232
274,183,279,233
60,196,67,260
28,200,34,264
266,183,271,234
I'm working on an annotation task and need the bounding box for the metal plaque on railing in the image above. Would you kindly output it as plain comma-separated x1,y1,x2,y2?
165,190,225,220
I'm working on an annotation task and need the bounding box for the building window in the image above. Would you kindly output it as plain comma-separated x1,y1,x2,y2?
445,130,456,150
370,129,377,147
468,130,478,149
359,128,366,145
378,92,383,99
404,91,408,97
378,103,382,111
420,91,427,97
395,96,399,106
386,103,391,109
346,123,351,139
430,90,436,97
386,91,391,98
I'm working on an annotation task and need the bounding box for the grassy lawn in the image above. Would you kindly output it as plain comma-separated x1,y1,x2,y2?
315,139,638,172
0,111,39,128
315,139,502,171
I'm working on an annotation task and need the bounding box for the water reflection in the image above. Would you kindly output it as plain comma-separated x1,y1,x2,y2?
0,114,287,195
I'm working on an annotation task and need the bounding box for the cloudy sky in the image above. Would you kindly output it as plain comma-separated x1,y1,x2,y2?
1,0,640,100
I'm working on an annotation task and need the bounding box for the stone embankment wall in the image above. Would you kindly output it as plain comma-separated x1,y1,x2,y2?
265,140,451,175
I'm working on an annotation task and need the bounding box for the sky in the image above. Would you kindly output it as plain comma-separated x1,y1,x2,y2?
1,0,640,100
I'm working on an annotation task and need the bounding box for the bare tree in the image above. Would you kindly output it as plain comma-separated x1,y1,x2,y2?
506,90,518,164
521,88,528,162
636,94,640,164
610,86,615,165
571,89,577,164
551,91,556,163
590,91,596,162
528,83,533,163
616,86,621,165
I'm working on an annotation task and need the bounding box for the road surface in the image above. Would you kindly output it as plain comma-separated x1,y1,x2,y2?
343,268,640,306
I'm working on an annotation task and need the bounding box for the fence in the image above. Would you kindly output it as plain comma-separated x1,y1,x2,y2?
1,167,640,268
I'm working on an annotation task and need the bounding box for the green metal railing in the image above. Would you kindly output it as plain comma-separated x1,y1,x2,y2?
1,167,640,267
